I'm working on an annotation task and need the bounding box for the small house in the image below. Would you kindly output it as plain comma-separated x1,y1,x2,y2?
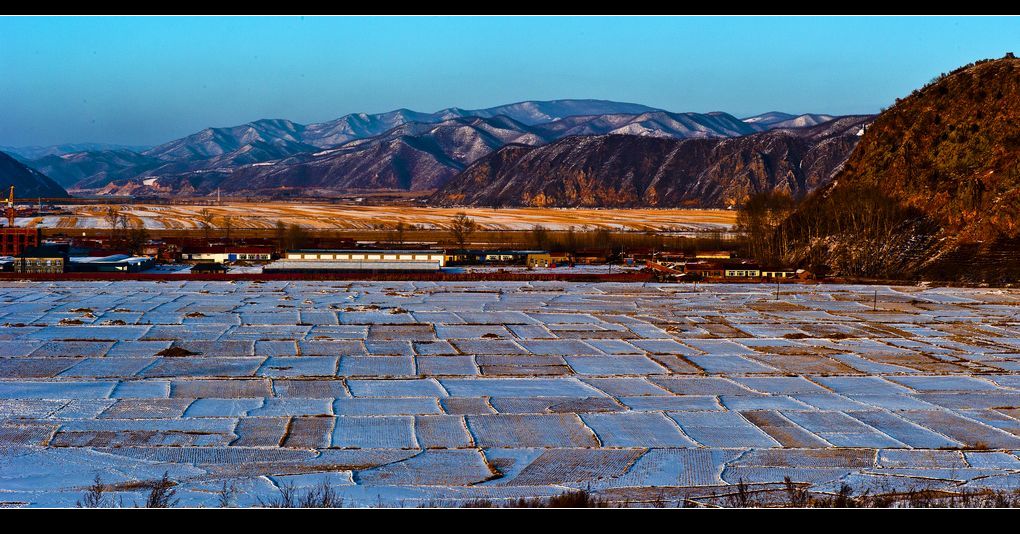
527,251,572,268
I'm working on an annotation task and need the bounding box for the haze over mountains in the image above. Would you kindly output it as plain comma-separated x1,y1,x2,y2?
5,99,862,205
1,143,150,162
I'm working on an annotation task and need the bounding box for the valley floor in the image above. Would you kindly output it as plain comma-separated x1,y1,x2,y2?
1,281,1020,507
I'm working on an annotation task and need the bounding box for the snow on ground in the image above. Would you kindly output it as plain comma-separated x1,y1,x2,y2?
1,281,1019,507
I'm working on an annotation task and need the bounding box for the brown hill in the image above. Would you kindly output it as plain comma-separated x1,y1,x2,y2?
780,55,1020,282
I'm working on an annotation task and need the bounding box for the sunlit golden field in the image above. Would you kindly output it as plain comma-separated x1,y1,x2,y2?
29,203,737,232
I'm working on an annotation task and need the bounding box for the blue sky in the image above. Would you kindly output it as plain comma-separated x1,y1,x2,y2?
2,15,1018,146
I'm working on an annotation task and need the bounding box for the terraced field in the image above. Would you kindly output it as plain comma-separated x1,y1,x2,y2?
22,203,736,232
2,281,1020,507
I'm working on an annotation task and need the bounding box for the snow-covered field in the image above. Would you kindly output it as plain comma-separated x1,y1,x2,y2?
38,203,737,232
1,281,1020,507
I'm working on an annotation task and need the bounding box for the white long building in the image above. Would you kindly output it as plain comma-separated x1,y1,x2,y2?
283,249,446,266
263,249,446,273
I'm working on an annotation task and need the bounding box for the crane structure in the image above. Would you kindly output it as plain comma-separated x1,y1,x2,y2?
5,185,15,228
1,185,40,256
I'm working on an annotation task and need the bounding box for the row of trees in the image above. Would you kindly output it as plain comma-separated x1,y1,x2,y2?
433,213,735,255
736,185,925,277
448,213,625,254
103,207,150,255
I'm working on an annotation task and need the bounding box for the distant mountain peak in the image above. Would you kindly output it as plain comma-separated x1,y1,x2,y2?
742,112,837,130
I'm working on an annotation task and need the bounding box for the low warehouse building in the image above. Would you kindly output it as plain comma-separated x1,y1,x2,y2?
283,249,446,266
69,254,155,273
264,249,446,273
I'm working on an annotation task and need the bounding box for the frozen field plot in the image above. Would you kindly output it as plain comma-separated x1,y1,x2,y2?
1,281,1020,506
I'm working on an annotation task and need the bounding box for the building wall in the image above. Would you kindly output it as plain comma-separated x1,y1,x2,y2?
527,253,571,268
15,258,64,274
688,269,724,277
230,253,272,261
0,227,40,256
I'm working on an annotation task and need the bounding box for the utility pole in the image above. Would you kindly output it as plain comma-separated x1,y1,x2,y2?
873,289,878,311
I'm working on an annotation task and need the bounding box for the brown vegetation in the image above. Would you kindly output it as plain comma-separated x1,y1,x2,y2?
741,55,1020,282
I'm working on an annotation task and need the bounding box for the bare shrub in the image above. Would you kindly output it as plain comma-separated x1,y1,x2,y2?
259,480,343,508
77,475,108,508
144,472,179,508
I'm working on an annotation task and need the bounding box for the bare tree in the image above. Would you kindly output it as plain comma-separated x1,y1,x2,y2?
395,221,407,245
736,191,795,267
449,212,477,250
198,208,215,240
531,224,549,250
593,227,615,254
565,226,577,253
223,215,233,241
116,213,130,248
126,220,150,256
104,206,121,245
285,223,309,251
274,220,287,252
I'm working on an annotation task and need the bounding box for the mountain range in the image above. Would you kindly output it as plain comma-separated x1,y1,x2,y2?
8,99,854,203
430,116,871,208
